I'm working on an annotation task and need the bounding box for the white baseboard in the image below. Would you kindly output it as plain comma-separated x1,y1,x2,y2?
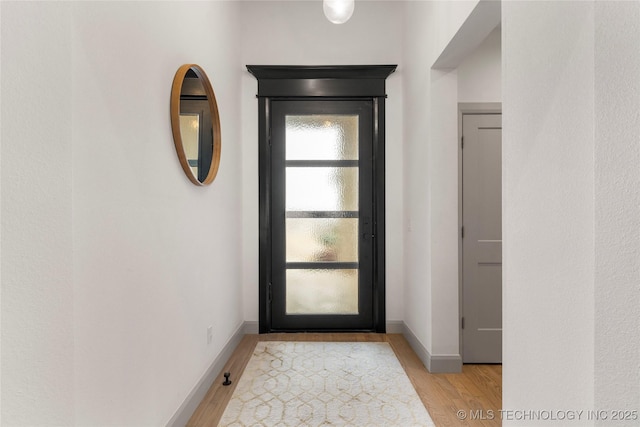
166,322,246,427
401,322,462,373
243,320,259,334
385,320,404,333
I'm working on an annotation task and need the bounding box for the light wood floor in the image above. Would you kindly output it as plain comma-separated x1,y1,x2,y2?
187,334,501,427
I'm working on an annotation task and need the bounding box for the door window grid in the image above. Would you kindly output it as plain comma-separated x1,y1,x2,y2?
284,114,360,315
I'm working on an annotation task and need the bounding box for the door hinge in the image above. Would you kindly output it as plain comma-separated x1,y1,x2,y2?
268,282,272,302
461,317,465,330
461,136,464,149
461,226,465,239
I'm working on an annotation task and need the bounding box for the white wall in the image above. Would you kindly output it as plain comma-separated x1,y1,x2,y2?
457,25,501,102
503,1,595,420
0,6,3,423
1,3,75,425
2,1,243,425
239,1,405,324
503,0,640,424
402,0,480,364
593,2,640,420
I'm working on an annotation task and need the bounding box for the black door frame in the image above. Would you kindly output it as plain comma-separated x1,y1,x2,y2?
247,65,397,333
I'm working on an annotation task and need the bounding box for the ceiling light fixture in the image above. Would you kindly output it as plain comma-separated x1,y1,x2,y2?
323,0,355,24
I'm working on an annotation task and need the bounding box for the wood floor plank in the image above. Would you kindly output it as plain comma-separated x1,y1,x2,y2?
186,333,502,427
186,335,258,427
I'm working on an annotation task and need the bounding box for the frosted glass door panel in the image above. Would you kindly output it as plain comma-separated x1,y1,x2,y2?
284,112,360,316
286,167,358,211
286,269,358,314
269,99,377,328
286,218,358,262
285,115,359,160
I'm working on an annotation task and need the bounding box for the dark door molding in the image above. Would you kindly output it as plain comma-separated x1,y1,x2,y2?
247,65,397,333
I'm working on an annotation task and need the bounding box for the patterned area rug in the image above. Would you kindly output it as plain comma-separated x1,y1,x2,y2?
218,341,435,426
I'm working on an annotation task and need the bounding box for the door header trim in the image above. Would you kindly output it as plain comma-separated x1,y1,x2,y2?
246,65,397,80
247,65,397,98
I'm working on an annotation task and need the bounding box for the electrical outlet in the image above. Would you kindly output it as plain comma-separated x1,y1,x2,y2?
207,326,213,345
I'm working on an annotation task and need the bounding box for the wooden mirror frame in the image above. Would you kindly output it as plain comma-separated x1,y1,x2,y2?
170,64,221,186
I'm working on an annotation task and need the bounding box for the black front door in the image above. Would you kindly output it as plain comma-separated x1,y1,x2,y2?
248,65,396,333
269,100,376,330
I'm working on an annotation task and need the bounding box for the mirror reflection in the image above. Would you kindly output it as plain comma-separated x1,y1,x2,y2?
170,64,221,185
179,114,200,176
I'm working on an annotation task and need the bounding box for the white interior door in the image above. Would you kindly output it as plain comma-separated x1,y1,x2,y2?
462,113,502,363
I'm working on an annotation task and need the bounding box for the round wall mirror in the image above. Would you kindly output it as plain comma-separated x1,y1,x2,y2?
170,64,221,185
